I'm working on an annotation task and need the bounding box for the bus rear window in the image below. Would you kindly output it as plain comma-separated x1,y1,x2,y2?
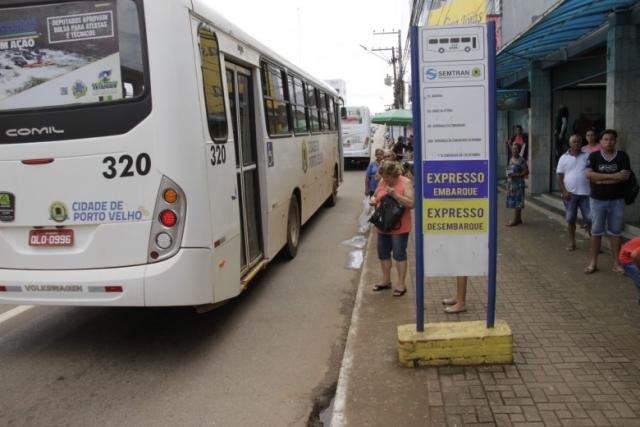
341,108,363,125
0,0,145,112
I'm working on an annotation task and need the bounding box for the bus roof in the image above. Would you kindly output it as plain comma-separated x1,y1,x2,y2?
192,0,339,98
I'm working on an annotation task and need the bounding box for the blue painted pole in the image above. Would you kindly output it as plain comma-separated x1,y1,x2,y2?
486,21,498,329
410,26,425,332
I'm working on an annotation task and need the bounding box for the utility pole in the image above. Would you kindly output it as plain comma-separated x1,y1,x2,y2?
371,46,398,108
373,29,405,109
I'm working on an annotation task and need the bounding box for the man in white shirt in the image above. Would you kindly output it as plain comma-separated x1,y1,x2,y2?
556,134,591,251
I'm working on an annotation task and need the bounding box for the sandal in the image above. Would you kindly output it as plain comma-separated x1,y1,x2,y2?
392,288,407,297
441,297,457,306
444,305,467,314
612,265,626,275
566,244,576,252
373,282,392,292
584,265,598,274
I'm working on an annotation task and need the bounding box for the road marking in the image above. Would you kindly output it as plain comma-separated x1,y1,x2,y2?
0,306,34,325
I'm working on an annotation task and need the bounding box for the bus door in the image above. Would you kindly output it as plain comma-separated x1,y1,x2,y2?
225,63,263,273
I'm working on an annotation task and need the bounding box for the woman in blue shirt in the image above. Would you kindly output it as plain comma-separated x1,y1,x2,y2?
365,149,384,196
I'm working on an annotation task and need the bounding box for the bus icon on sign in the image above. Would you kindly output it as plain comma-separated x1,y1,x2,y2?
427,36,478,54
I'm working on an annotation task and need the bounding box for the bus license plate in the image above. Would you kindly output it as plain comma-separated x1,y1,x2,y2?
29,229,74,247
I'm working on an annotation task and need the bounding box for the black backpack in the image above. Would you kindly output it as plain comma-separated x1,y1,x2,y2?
624,171,639,205
369,195,405,232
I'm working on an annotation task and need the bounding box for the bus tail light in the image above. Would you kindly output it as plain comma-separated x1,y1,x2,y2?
159,210,177,227
148,176,186,263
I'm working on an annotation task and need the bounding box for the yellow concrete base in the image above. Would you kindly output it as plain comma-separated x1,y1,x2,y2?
397,320,513,367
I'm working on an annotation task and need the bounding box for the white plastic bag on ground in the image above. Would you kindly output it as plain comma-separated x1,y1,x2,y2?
358,196,374,234
341,235,367,249
345,250,364,270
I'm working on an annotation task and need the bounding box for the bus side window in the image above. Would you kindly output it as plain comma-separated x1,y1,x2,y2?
306,84,320,132
261,62,292,137
292,76,309,134
327,96,335,131
428,39,438,45
318,92,329,131
198,26,228,143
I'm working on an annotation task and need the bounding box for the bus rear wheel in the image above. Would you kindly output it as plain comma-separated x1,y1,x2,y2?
283,195,300,259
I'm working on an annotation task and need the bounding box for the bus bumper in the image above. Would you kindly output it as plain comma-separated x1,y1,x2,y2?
0,248,214,307
344,147,371,161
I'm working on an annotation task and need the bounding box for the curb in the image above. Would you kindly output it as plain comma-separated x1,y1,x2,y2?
329,229,374,427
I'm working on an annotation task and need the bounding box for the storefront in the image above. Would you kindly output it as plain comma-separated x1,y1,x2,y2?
496,0,640,222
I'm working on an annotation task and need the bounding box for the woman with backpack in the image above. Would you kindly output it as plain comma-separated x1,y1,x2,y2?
370,161,415,297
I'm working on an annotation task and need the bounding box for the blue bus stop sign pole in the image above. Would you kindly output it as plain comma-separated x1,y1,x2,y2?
412,23,497,331
411,25,425,333
487,20,498,329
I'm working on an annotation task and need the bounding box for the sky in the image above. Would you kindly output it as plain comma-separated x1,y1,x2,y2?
209,0,411,113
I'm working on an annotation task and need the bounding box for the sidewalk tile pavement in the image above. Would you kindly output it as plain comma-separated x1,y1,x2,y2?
337,192,640,427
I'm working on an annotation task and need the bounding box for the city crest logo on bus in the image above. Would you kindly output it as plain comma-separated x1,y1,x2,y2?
0,192,15,222
49,201,69,223
72,80,88,99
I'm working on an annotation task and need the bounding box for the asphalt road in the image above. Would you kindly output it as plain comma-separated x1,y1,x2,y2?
0,170,366,427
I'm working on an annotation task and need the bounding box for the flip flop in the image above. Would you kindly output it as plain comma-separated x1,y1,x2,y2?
584,265,598,274
444,305,467,314
372,283,392,291
392,288,407,297
441,297,457,306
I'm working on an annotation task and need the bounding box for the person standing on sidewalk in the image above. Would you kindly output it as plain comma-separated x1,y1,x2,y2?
507,125,528,160
582,128,601,154
584,129,631,274
392,136,407,161
442,276,468,314
365,149,384,197
371,161,415,297
505,142,529,226
556,134,591,251
618,236,640,304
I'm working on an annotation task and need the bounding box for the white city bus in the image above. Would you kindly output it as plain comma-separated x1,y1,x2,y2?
341,106,371,164
0,0,342,307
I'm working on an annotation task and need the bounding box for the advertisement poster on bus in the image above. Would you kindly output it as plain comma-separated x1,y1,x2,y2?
0,1,122,110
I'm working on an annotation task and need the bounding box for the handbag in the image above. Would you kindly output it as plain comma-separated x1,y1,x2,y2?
624,171,639,205
369,195,405,232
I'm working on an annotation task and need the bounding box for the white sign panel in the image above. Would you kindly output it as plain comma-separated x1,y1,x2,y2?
419,25,490,277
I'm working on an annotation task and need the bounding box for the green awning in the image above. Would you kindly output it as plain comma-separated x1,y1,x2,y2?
371,109,412,126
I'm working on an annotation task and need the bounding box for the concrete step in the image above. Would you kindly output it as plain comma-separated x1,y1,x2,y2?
529,192,640,240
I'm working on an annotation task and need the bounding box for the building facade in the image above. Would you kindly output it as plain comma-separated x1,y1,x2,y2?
411,0,640,227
